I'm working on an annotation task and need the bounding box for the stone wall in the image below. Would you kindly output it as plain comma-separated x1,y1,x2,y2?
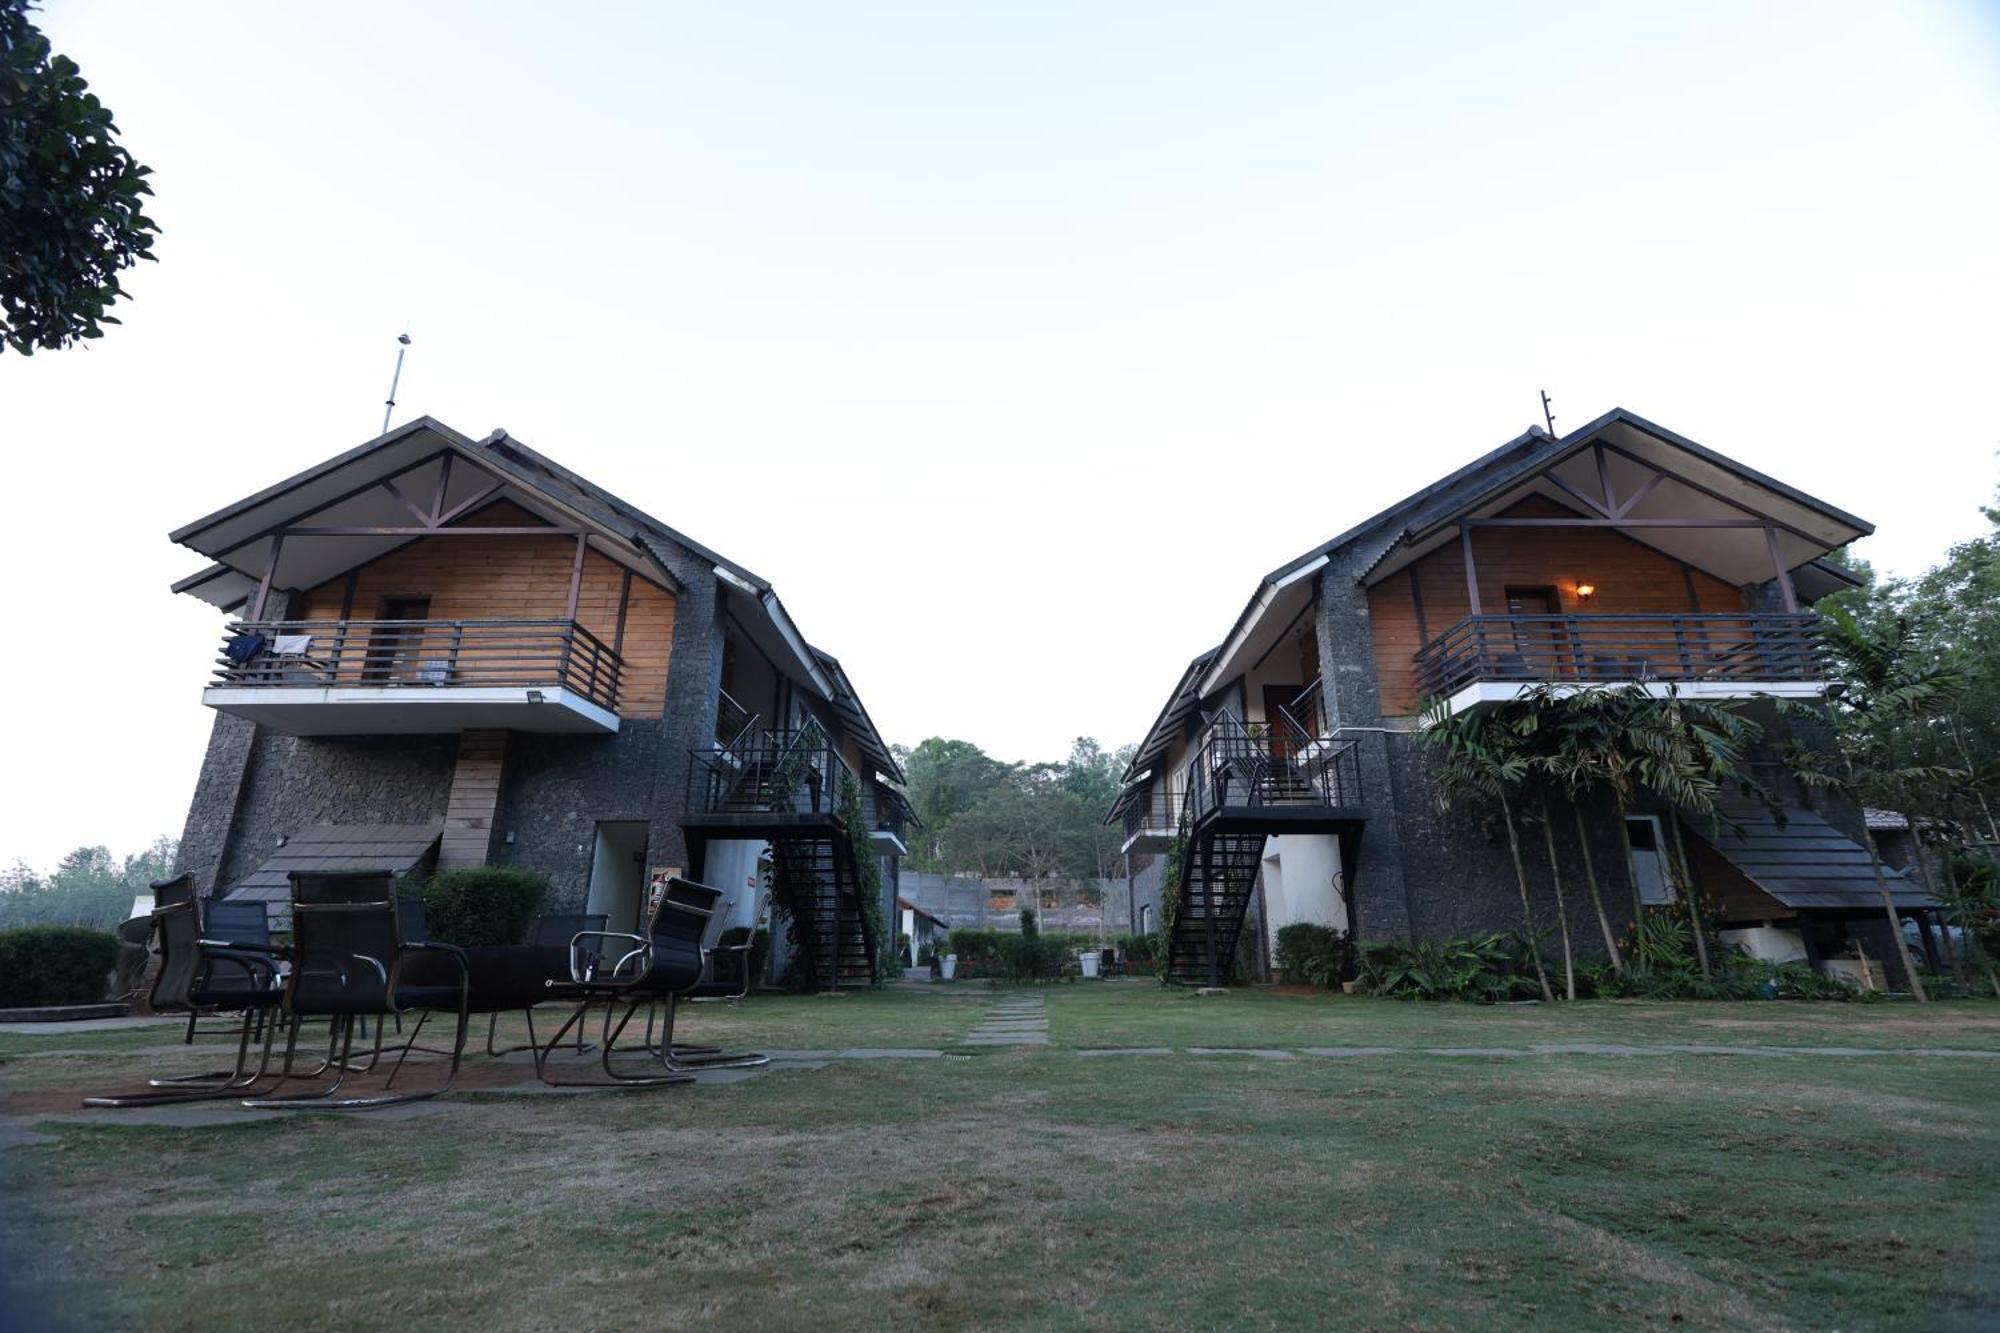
897,871,1122,933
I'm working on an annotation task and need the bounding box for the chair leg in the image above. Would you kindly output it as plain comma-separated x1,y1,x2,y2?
243,1016,358,1106
86,1007,286,1108
531,996,693,1088
658,993,767,1070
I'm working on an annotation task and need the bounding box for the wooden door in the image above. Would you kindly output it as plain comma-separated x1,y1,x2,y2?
1263,684,1303,758
365,595,432,682
1502,585,1563,676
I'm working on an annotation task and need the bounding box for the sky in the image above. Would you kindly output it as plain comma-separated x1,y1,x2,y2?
3,1,1998,872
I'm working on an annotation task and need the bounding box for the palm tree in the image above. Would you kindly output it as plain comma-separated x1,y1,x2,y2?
1519,684,1629,975
1611,685,1772,982
1420,701,1556,1002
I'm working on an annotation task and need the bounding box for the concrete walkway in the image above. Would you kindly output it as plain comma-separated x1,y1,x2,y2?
961,992,1049,1047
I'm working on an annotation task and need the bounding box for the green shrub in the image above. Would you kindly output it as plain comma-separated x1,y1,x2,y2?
0,925,121,1007
410,867,549,946
1273,923,1353,987
1356,934,1532,1002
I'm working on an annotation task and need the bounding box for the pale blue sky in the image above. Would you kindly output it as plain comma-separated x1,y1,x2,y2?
4,2,1998,869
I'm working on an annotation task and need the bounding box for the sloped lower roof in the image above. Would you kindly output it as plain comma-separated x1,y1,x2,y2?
225,824,441,907
1695,805,1930,911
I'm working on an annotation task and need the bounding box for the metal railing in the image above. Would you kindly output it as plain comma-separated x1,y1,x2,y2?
1120,781,1186,844
688,722,853,818
1183,711,1362,826
212,619,623,712
715,687,758,752
1413,612,1825,700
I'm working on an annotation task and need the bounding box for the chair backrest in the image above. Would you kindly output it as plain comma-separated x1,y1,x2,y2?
203,899,271,947
643,877,722,991
287,871,402,1014
151,874,196,912
531,912,606,947
397,895,428,944
146,897,204,1013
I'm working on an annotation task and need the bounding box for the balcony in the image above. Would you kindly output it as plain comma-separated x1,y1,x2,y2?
1414,612,1826,714
202,619,622,736
1119,782,1184,855
1184,718,1365,835
685,725,854,838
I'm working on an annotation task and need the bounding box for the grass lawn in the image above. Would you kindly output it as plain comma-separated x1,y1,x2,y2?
4,983,1996,1330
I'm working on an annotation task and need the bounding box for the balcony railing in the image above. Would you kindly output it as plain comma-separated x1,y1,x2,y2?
1184,715,1362,827
1413,612,1825,701
1121,782,1186,844
212,619,622,711
688,724,854,819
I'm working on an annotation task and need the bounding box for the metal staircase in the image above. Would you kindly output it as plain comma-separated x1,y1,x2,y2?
684,718,878,990
1164,699,1366,987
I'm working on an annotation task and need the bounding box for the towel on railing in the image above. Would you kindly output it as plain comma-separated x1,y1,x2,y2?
273,634,315,656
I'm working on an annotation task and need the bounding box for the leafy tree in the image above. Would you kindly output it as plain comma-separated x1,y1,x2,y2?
1,0,159,354
900,737,1011,869
0,836,178,928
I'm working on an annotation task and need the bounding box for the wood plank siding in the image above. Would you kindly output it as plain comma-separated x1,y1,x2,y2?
440,729,510,869
295,500,677,717
1366,496,1745,715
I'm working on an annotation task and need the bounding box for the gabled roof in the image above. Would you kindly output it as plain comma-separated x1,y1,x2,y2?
1193,407,1874,699
1112,647,1219,801
169,416,892,745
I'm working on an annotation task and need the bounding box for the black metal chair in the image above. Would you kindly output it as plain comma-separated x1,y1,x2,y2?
647,890,767,1069
84,879,288,1108
243,871,470,1111
532,877,724,1087
485,911,607,1056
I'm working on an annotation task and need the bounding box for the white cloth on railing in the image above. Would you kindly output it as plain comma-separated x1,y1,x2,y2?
272,634,315,655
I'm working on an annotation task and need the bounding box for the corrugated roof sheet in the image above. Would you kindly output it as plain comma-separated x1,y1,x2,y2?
1696,805,1931,911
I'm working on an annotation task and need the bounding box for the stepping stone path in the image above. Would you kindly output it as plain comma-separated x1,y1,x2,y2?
962,993,1049,1047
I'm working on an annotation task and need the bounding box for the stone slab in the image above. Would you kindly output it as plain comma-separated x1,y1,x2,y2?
1187,1047,1294,1060
1077,1047,1174,1057
0,1124,59,1149
837,1048,945,1059
0,1004,132,1024
962,1034,1049,1046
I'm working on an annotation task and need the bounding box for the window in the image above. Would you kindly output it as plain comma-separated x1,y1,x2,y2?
1139,904,1153,933
1625,815,1675,905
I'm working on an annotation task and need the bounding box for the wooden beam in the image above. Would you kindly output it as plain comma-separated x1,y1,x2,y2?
1546,471,1616,518
1460,523,1482,615
1594,443,1617,512
565,533,588,621
337,569,359,620
379,475,434,525
1597,439,1827,545
435,480,508,527
1469,517,1773,528
1408,565,1429,643
250,533,284,620
1612,469,1667,518
613,568,633,657
279,525,574,537
429,451,455,523
1766,525,1799,612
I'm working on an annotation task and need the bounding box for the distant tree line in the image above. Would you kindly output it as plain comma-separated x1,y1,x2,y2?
0,838,178,929
892,736,1135,880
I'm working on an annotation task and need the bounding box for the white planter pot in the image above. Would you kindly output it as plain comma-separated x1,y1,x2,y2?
1080,951,1101,979
941,955,958,981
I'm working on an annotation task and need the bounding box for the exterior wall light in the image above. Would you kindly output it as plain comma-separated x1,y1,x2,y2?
526,689,545,704
1575,583,1596,603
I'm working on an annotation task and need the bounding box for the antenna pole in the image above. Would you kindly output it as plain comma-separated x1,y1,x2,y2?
1540,389,1557,437
382,330,412,435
